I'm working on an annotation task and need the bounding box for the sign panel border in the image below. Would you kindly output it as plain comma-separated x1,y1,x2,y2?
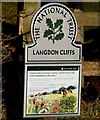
23,64,81,118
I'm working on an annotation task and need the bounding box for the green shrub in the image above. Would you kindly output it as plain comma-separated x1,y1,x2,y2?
60,95,77,112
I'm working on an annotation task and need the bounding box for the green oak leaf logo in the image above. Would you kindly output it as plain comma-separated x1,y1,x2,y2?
43,18,64,43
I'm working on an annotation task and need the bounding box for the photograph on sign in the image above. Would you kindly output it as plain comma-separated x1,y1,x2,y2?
23,64,81,117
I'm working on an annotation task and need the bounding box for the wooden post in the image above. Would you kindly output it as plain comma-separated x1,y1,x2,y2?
74,12,99,26
74,9,84,88
23,0,41,46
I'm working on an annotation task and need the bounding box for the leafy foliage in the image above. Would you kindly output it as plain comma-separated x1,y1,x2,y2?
59,87,67,92
54,33,64,41
46,18,53,29
67,85,76,90
27,93,77,114
60,95,77,112
43,29,54,37
54,19,63,29
43,18,64,43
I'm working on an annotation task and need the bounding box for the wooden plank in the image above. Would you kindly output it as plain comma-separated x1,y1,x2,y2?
18,1,41,46
82,61,100,76
74,12,100,26
23,1,40,35
19,12,23,35
76,26,84,43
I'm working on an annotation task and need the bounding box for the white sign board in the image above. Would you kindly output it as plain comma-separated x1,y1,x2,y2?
23,64,81,117
25,3,82,63
24,2,82,118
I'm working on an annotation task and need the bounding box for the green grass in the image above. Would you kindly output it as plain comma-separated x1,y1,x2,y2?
43,94,63,101
27,93,77,114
